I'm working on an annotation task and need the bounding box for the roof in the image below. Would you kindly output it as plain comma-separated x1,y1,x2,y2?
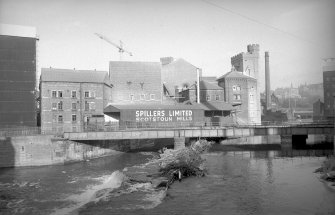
199,101,234,111
217,70,256,81
200,81,223,90
41,68,111,86
104,103,205,113
0,24,37,38
187,81,223,91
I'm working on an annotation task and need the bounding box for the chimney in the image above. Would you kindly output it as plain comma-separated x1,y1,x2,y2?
265,51,271,110
160,57,174,65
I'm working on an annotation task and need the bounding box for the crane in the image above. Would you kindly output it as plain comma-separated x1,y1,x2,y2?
94,33,133,61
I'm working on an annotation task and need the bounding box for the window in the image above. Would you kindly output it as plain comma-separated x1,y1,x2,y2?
249,93,254,104
58,91,63,98
72,114,77,122
58,101,63,110
85,101,89,111
71,91,77,98
150,94,155,100
58,115,63,123
233,94,241,100
52,103,57,110
215,95,220,101
72,103,77,110
140,94,145,100
89,102,96,111
84,91,90,98
232,86,236,91
130,94,134,101
52,90,57,98
236,86,241,91
206,94,211,101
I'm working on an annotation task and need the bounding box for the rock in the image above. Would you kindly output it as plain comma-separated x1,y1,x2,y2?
151,177,169,189
314,167,323,173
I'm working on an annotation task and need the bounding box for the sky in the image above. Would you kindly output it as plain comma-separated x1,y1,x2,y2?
1,0,335,90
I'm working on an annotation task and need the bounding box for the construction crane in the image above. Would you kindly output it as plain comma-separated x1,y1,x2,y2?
94,33,133,61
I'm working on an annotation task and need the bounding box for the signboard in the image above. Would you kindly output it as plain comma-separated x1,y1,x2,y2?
135,110,193,122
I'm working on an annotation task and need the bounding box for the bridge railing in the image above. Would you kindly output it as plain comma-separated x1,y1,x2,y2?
0,120,333,137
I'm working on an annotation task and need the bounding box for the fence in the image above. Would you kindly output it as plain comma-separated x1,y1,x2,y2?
0,120,333,137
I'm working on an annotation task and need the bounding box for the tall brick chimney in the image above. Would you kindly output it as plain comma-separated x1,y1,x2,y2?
265,51,271,110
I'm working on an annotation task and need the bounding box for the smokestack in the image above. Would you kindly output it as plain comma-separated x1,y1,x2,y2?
265,51,271,110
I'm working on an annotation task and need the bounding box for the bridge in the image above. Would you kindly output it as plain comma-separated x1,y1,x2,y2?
63,122,334,149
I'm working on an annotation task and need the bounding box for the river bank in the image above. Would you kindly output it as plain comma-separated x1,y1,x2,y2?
315,156,335,191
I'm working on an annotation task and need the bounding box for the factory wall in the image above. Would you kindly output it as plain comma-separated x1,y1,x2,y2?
0,35,37,127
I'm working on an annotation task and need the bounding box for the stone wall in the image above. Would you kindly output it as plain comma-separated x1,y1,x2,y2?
0,135,121,168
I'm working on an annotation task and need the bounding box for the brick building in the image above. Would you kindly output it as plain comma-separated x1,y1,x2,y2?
40,68,112,133
109,61,169,104
323,58,335,120
230,44,261,124
217,67,258,124
0,24,38,127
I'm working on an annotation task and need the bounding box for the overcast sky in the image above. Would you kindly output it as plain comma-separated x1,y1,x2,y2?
1,0,334,90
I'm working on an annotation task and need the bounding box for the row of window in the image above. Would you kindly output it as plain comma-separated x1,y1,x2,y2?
232,86,241,91
130,94,155,101
51,90,95,98
232,85,255,91
51,101,95,111
53,114,77,123
206,94,220,101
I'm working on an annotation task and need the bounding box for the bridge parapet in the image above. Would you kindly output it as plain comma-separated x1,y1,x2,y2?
63,124,334,141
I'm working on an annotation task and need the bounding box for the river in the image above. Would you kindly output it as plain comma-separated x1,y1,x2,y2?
0,143,334,215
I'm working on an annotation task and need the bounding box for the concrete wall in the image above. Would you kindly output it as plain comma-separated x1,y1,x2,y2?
0,135,121,168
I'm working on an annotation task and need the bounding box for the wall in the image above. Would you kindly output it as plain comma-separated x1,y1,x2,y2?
0,134,176,168
0,135,122,168
109,61,162,104
161,58,198,97
0,35,37,127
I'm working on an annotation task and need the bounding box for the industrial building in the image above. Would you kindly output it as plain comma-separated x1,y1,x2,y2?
322,58,335,121
109,61,173,104
161,57,200,98
230,44,261,124
40,68,112,133
177,80,234,125
217,67,258,124
0,24,38,127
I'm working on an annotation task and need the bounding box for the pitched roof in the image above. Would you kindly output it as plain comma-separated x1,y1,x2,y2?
187,81,223,91
200,81,223,90
217,70,256,81
41,68,111,85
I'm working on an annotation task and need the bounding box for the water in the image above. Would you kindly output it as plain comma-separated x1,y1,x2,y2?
0,146,334,215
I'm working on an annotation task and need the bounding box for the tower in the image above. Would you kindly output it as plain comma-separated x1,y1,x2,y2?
230,44,261,124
